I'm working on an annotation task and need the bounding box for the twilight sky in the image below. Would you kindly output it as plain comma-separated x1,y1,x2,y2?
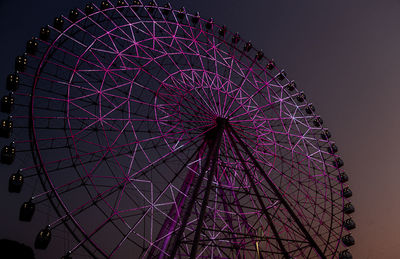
1,0,399,258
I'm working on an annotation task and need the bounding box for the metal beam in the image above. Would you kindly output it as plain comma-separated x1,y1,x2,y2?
168,118,225,259
226,126,291,259
228,124,326,259
189,118,226,258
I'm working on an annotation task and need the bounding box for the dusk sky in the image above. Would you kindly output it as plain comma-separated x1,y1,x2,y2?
1,0,399,258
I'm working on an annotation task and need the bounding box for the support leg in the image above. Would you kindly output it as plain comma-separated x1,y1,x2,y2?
228,124,326,258
226,126,291,259
169,118,226,259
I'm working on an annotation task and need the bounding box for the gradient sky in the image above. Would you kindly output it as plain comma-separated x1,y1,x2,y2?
1,0,399,258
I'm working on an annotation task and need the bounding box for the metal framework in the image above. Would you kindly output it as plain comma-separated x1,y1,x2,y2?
3,1,355,258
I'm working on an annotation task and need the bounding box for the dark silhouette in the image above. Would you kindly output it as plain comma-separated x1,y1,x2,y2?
0,239,35,259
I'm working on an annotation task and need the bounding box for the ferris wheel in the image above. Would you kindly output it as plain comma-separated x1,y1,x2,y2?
3,1,355,258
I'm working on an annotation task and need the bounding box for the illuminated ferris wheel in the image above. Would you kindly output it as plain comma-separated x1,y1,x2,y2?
3,1,355,258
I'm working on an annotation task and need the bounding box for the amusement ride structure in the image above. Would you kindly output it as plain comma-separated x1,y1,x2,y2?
3,1,355,258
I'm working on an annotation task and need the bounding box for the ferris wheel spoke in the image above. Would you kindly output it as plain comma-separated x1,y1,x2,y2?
229,122,331,181
29,133,190,190
40,43,106,78
126,59,216,119
44,180,123,230
165,74,216,114
155,90,214,121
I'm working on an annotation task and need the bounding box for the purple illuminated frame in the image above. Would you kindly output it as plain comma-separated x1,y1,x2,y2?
8,1,352,258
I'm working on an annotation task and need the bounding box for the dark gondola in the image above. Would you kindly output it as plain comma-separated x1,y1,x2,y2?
266,61,275,70
8,170,23,193
305,104,315,114
1,93,14,113
244,41,252,52
39,27,50,41
342,187,352,198
296,92,306,103
147,1,156,13
337,172,349,183
26,38,38,55
321,129,331,140
313,117,323,127
232,33,240,44
333,157,344,168
218,26,227,37
34,226,52,250
1,142,16,164
328,143,338,154
85,3,95,15
69,8,79,22
0,116,13,138
15,55,27,72
53,16,64,31
343,218,356,230
339,250,353,259
192,12,200,24
286,81,296,91
206,18,213,30
162,3,171,15
343,203,355,214
256,51,264,61
342,234,355,247
277,71,286,81
19,199,35,222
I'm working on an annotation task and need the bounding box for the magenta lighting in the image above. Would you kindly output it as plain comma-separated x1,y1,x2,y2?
3,1,354,258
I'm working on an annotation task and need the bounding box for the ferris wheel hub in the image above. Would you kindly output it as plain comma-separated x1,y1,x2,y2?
215,117,228,128
204,117,228,143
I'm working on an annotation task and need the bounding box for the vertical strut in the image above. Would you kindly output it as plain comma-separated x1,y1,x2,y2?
227,124,326,259
226,127,290,259
168,118,226,259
